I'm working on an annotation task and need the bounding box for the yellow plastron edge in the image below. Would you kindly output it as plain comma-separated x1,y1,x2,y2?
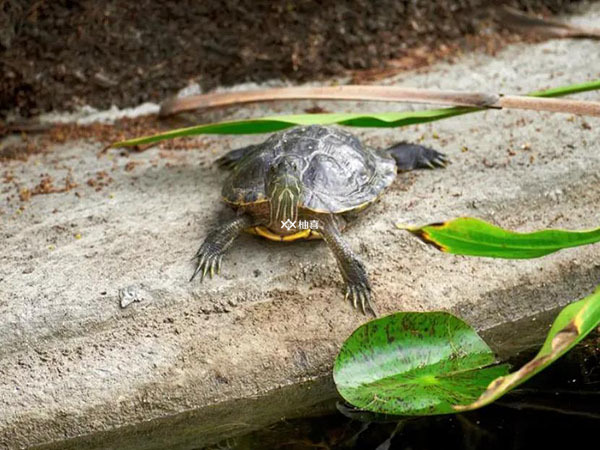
246,226,322,241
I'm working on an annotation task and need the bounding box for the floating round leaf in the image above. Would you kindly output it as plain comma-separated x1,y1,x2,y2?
333,312,509,416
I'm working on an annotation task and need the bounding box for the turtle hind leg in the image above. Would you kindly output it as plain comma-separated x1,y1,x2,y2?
215,145,257,169
191,214,254,282
320,217,377,317
386,142,448,171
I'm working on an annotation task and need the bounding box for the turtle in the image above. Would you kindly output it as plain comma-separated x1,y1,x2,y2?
191,125,447,315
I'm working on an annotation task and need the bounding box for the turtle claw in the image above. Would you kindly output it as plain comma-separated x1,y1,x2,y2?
346,283,376,316
190,244,223,283
432,155,448,167
190,264,202,282
190,215,253,283
346,286,359,309
419,148,448,169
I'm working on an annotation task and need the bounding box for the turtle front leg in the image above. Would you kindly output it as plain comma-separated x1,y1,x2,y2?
320,217,377,316
190,214,254,282
386,142,448,171
215,144,258,169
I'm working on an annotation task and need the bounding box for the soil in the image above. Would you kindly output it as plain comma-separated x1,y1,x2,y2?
0,0,587,119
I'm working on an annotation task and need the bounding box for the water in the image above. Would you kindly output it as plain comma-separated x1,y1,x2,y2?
206,332,600,450
36,318,599,450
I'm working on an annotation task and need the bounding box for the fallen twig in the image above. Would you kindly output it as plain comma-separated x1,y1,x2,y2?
495,6,600,39
159,84,600,118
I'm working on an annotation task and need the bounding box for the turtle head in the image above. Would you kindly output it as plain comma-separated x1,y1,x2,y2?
266,157,303,228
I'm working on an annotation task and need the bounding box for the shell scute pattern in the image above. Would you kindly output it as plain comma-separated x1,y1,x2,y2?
222,125,397,213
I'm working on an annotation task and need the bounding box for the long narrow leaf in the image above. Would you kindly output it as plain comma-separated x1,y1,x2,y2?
111,108,476,148
497,6,600,40
159,86,498,117
400,217,600,259
159,79,600,116
528,79,600,98
454,286,600,411
111,80,600,148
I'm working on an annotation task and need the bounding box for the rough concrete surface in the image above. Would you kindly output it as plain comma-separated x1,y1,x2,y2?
1,4,600,449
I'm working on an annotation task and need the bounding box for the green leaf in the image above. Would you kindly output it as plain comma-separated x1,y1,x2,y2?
527,79,600,98
333,289,600,416
333,312,510,416
399,217,600,259
111,79,600,147
110,108,475,148
454,286,600,411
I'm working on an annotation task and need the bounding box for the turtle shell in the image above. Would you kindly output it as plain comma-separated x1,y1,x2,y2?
222,125,397,213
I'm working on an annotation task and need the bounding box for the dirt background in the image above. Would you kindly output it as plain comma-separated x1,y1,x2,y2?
0,0,588,119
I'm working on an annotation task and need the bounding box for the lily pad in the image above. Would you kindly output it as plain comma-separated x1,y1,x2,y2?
334,289,600,416
333,312,509,416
